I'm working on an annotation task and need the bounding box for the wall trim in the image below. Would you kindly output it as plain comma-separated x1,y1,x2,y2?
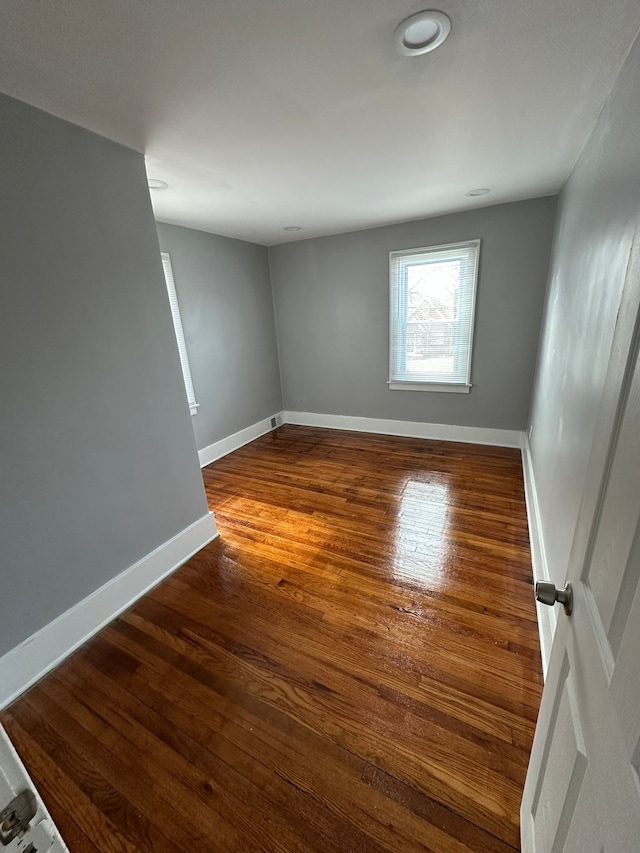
283,410,524,448
521,436,555,679
199,413,284,467
0,512,218,710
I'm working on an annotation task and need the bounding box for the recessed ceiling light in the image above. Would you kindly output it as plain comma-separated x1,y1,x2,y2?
148,178,168,190
283,226,303,232
394,10,451,57
466,188,491,197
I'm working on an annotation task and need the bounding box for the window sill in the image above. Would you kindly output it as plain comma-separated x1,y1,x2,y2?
387,382,471,394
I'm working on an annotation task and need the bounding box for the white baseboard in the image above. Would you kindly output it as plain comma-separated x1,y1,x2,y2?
199,413,284,467
283,410,524,448
0,512,218,710
521,436,556,679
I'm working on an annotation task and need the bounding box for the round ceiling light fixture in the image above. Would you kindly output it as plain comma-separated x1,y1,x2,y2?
394,10,451,57
147,178,168,190
466,188,491,197
283,226,303,232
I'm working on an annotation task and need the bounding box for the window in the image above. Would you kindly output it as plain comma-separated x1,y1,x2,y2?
161,252,199,416
389,239,480,392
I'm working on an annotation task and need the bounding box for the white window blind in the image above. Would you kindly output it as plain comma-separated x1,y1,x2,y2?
161,252,199,416
389,240,480,392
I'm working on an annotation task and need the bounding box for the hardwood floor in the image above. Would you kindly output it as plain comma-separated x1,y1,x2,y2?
1,425,543,852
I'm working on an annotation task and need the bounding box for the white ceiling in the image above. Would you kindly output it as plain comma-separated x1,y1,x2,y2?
1,0,639,245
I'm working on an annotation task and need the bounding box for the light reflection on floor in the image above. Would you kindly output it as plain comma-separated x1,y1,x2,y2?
391,474,452,590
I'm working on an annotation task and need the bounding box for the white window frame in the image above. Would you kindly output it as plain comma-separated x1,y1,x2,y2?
388,239,480,393
161,252,199,416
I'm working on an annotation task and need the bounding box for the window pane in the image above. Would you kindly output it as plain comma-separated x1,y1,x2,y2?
389,241,480,387
406,260,460,377
161,253,199,416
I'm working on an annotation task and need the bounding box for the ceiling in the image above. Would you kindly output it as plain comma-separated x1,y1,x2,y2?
1,1,639,245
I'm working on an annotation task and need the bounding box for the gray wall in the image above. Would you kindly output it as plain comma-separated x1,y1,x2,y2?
156,223,283,452
528,32,640,590
0,94,209,658
269,198,556,430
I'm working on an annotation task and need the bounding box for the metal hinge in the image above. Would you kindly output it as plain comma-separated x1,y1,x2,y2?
0,791,37,846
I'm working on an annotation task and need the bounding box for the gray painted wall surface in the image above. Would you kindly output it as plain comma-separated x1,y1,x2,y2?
156,223,283,452
528,33,640,590
268,198,556,430
0,94,209,658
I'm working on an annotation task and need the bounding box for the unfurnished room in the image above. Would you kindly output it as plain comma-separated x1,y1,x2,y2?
1,2,640,851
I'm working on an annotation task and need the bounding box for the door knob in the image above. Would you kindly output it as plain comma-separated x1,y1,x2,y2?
535,581,573,616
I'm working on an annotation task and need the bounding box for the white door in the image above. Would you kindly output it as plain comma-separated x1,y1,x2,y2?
0,723,67,852
521,250,640,851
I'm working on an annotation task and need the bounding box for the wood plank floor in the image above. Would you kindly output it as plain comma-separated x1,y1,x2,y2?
1,425,543,852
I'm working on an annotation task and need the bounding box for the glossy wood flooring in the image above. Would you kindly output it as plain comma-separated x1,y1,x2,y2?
1,425,543,852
